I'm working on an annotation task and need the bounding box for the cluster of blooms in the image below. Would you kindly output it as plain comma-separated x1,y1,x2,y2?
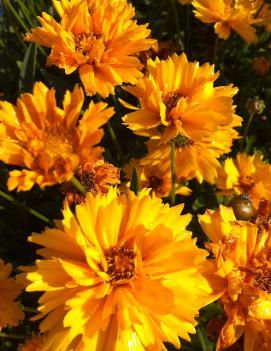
1,0,271,350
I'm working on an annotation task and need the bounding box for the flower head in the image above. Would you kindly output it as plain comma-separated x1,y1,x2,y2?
124,158,191,197
0,260,24,330
216,153,271,209
123,53,240,145
199,205,271,351
25,0,155,98
0,82,114,191
192,0,259,42
26,188,214,350
62,159,120,204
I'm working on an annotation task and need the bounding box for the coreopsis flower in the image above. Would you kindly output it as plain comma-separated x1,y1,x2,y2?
62,159,120,204
0,82,114,191
135,114,241,185
192,0,258,42
0,259,24,330
25,0,156,98
199,205,271,351
216,153,271,209
123,53,240,144
26,188,215,350
251,56,271,76
124,158,191,197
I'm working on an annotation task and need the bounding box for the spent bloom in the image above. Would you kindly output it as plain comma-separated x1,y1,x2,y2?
199,205,271,351
26,188,215,350
0,259,24,330
25,0,156,98
0,82,114,191
216,153,271,209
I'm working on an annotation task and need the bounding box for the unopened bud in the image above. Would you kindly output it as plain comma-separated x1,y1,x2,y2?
245,97,265,115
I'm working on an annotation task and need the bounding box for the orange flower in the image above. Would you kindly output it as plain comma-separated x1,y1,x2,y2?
26,188,215,350
216,153,271,209
123,53,240,144
25,0,156,98
0,82,114,191
199,205,271,351
0,260,24,330
192,0,259,42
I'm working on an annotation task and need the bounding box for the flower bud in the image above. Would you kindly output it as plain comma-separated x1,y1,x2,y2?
228,194,254,221
245,97,265,115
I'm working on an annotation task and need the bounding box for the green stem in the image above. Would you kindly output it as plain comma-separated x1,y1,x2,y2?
70,176,87,195
243,113,255,141
185,4,191,53
172,0,183,49
170,141,176,206
0,190,53,226
106,122,124,161
0,332,26,340
197,328,207,351
21,306,37,313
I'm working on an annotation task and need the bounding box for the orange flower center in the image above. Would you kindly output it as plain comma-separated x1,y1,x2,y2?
105,245,136,284
163,93,182,112
148,175,163,191
238,175,255,193
43,132,73,160
253,267,271,294
74,32,102,56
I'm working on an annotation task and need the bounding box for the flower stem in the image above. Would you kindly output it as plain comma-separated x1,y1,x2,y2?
170,141,176,206
0,190,53,226
0,332,26,340
243,113,255,141
197,328,207,351
70,176,87,195
172,0,183,49
106,122,124,162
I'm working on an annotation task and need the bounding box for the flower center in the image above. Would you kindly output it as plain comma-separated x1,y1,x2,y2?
105,245,136,284
43,132,73,159
174,134,194,148
238,175,255,193
163,93,182,112
74,32,102,56
253,267,271,294
148,175,163,190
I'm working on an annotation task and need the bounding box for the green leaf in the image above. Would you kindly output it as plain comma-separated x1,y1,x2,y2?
19,43,37,92
130,167,140,195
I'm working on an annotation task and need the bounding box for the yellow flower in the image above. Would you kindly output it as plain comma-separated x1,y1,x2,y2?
199,205,271,351
26,188,214,350
123,53,241,145
124,158,191,197
216,153,271,209
0,260,24,330
0,82,114,191
137,109,241,185
192,0,258,42
25,0,155,98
